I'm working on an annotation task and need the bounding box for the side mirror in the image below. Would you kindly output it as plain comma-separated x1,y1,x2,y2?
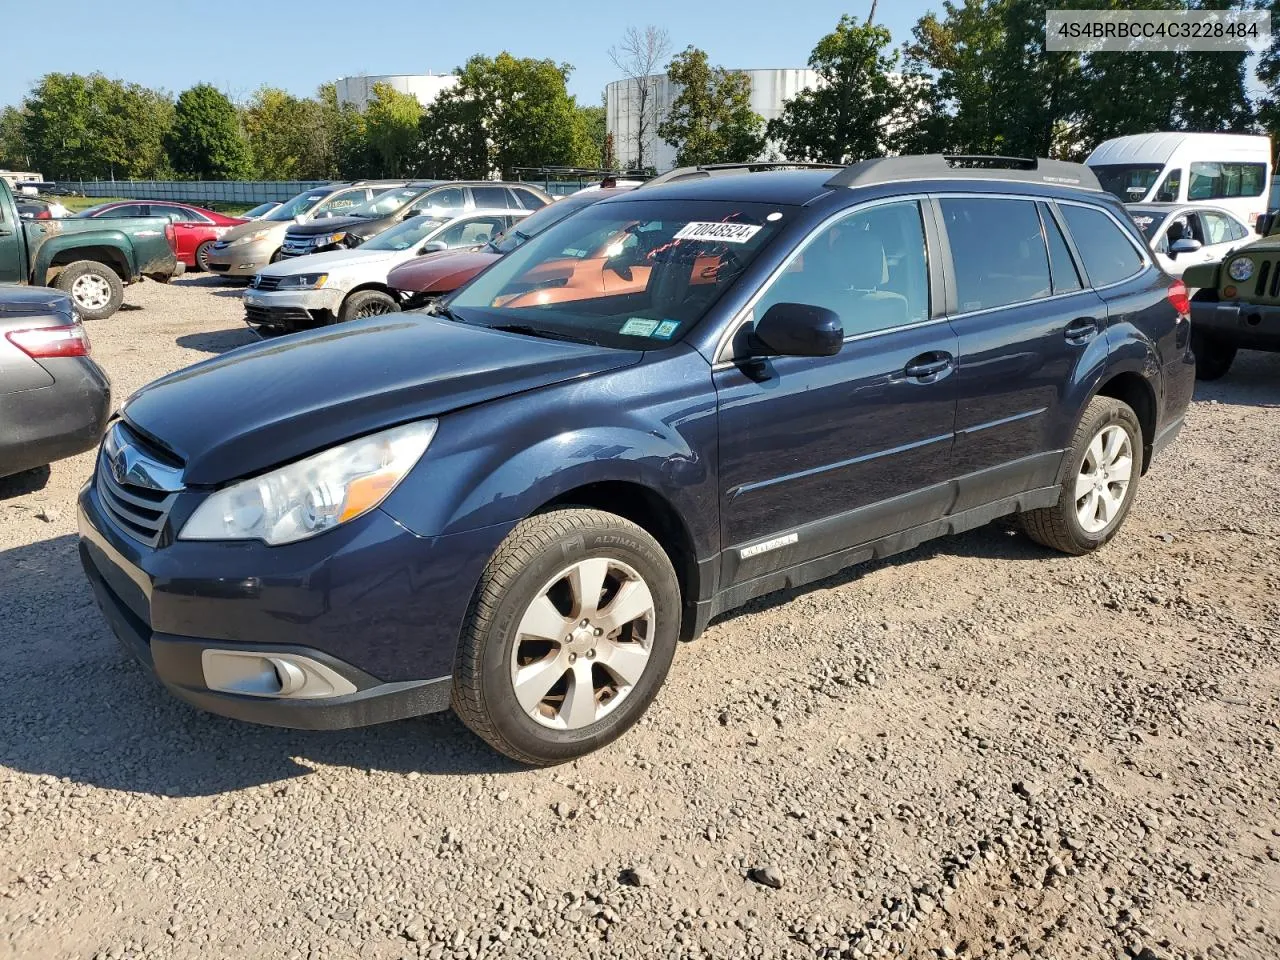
1257,212,1276,236
294,214,307,224
752,302,843,358
418,240,448,254
1169,238,1202,257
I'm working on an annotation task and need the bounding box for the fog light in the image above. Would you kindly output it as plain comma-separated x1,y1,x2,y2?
201,650,358,699
1224,285,1237,298
238,263,257,270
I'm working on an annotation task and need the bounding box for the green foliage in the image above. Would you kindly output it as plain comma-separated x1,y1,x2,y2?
771,16,930,163
242,87,332,180
579,104,608,168
659,47,766,166
0,106,31,169
365,83,423,177
417,54,597,179
165,84,252,180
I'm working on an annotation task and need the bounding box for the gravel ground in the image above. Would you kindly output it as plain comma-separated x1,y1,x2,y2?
1,275,1277,960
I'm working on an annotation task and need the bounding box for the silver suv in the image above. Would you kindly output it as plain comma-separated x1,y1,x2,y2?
205,181,407,278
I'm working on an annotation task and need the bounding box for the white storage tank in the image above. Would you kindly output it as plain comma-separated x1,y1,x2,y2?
334,74,460,112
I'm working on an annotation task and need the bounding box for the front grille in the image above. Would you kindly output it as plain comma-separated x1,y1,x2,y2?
280,236,315,258
208,262,230,272
253,275,283,292
245,304,314,329
95,425,182,546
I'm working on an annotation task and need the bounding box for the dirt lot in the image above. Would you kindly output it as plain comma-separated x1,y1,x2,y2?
1,276,1277,960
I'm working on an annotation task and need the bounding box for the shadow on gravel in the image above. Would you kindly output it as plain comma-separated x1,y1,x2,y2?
176,328,258,354
173,276,248,299
1193,348,1280,408
0,534,515,797
0,465,50,500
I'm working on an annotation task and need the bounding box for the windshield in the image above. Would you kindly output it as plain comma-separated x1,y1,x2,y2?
242,202,278,219
362,216,449,251
1092,164,1165,202
266,190,330,221
446,199,787,349
490,199,588,254
344,187,423,218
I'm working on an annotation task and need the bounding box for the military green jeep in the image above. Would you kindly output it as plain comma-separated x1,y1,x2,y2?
1185,211,1280,380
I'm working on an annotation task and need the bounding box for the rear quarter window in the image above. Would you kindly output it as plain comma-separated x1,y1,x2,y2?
1059,204,1146,287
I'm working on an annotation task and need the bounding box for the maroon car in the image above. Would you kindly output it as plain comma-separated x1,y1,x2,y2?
387,187,632,308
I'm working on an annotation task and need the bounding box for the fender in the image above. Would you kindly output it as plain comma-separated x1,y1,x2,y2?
29,224,140,284
1181,260,1221,290
379,346,721,560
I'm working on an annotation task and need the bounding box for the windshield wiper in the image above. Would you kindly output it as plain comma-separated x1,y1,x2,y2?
428,302,468,324
489,323,593,344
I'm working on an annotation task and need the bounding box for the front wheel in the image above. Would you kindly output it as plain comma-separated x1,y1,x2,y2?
52,261,124,320
452,508,681,765
1191,330,1237,381
338,290,400,323
1020,396,1142,555
194,241,215,272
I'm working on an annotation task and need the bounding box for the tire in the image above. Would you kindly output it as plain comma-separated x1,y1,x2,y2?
1020,396,1142,556
339,290,400,323
452,508,682,766
194,241,215,273
52,261,124,321
1191,330,1236,381
269,248,284,264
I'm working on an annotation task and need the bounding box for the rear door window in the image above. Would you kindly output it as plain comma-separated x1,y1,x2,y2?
1059,204,1146,287
939,197,1052,312
513,187,548,209
1198,210,1247,244
472,186,515,209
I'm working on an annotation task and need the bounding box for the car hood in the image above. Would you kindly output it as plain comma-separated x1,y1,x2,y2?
217,219,288,243
120,315,641,485
388,249,501,294
259,247,404,278
286,215,372,237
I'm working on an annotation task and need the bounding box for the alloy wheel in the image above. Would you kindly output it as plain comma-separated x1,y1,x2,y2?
1075,424,1133,534
71,274,112,311
509,557,656,730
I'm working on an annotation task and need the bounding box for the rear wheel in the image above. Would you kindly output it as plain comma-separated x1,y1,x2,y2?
52,261,124,320
1020,396,1141,555
194,241,215,272
1191,330,1237,381
452,508,681,765
338,290,400,323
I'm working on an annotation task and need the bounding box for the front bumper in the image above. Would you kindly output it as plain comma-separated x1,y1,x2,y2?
77,475,511,730
206,238,277,278
1190,299,1280,350
243,287,344,332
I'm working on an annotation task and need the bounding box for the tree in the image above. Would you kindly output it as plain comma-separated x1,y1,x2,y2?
608,25,672,169
1177,0,1253,132
770,15,930,163
242,87,331,179
658,47,765,165
578,103,608,168
165,84,252,180
22,73,100,179
417,54,597,178
317,83,377,179
365,82,422,177
1257,0,1280,138
0,106,32,170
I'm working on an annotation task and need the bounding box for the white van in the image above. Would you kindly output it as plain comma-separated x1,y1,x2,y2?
1086,132,1272,228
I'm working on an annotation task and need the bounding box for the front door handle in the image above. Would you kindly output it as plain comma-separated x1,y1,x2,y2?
1064,317,1099,345
902,351,955,383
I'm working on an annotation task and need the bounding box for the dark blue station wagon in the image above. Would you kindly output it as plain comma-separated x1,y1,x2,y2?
78,156,1195,764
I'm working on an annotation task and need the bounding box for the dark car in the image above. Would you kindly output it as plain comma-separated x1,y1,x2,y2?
279,182,552,260
1,286,111,480
77,155,1193,766
388,187,634,308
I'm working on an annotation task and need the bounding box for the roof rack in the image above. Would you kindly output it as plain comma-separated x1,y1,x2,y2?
351,178,412,186
824,155,1101,192
642,161,845,189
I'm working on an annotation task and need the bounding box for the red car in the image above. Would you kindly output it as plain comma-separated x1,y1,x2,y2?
76,201,247,272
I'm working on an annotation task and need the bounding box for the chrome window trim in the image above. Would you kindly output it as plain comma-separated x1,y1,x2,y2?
712,193,933,365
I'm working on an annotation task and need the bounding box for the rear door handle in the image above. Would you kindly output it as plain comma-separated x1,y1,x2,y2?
902,351,955,383
1064,317,1099,345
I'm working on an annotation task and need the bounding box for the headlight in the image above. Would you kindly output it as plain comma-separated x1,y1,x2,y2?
179,420,437,545
280,273,329,289
232,229,271,246
1227,257,1253,282
318,231,347,246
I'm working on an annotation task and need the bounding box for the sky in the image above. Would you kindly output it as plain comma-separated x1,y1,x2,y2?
0,0,936,109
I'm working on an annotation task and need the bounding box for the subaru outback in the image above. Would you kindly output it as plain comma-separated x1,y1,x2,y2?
78,156,1194,765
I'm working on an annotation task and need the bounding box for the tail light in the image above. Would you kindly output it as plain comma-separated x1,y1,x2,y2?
35,209,51,220
1167,280,1190,317
164,223,176,251
6,324,91,358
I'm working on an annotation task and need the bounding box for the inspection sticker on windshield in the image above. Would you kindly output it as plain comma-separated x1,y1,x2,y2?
653,320,680,339
620,318,660,337
673,221,762,244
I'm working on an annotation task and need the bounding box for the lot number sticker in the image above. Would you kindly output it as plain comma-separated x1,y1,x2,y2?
674,221,762,244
